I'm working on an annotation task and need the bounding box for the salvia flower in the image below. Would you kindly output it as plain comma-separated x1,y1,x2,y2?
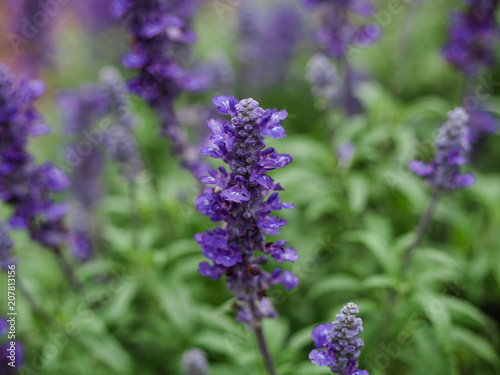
59,85,108,261
6,0,56,78
0,221,16,272
238,0,303,91
99,67,143,182
195,95,299,327
443,0,499,78
409,107,475,190
337,141,355,169
304,0,378,116
111,0,209,178
0,65,70,251
304,0,381,58
306,53,339,103
309,302,368,375
181,348,209,375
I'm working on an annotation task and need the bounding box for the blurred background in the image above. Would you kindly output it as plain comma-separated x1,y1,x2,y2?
0,0,499,374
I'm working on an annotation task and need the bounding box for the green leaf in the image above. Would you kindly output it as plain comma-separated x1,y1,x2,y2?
453,326,500,367
308,274,361,299
347,174,369,213
444,296,498,337
414,292,454,355
77,333,133,374
361,274,396,290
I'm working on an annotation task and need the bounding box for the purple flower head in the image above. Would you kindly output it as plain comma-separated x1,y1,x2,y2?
337,141,355,168
0,65,70,251
409,107,475,190
443,0,499,77
195,96,298,327
238,0,303,91
99,67,143,182
310,302,368,375
111,0,209,178
181,348,209,375
7,0,56,78
305,0,381,58
306,54,339,102
185,54,234,94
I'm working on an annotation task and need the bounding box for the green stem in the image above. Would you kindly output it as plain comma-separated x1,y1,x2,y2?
401,190,440,274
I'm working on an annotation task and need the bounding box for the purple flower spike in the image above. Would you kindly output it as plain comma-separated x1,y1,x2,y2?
237,1,303,92
112,0,209,178
443,0,499,77
410,107,474,191
409,161,434,177
7,0,56,78
195,96,298,327
0,65,70,252
309,303,368,375
304,0,381,58
181,348,209,375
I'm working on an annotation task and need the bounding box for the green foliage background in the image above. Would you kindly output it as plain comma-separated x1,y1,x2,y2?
1,0,500,374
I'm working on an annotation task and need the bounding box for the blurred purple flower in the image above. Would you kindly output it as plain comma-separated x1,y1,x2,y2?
195,95,299,327
6,0,57,78
409,107,475,190
99,67,143,182
306,54,339,102
304,0,381,58
0,317,8,337
304,0,379,116
238,0,303,91
111,0,209,178
337,141,356,168
181,348,209,375
0,222,16,272
74,0,116,32
0,65,70,251
443,0,499,77
59,83,107,261
466,109,498,143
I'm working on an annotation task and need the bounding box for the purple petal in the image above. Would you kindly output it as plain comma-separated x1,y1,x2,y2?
311,323,333,348
200,146,223,159
454,173,475,188
309,349,335,366
46,165,70,191
250,172,274,189
409,160,434,177
220,184,251,203
198,262,223,280
122,50,148,69
283,247,299,262
110,0,132,18
215,253,242,267
212,95,238,115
